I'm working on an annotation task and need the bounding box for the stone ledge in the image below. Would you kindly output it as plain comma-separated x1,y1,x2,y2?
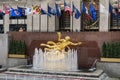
101,58,120,63
8,54,26,59
97,62,120,77
6,65,108,80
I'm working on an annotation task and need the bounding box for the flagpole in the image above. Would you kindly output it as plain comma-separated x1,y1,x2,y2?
82,0,84,31
72,1,73,32
39,4,41,32
80,0,81,32
47,3,49,32
17,5,19,31
55,2,56,32
24,1,26,26
32,4,33,32
2,3,5,31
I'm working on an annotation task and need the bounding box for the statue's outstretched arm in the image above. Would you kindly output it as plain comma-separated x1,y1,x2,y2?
70,42,82,45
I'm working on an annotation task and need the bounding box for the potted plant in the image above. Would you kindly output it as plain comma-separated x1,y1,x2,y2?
101,42,120,62
8,40,27,58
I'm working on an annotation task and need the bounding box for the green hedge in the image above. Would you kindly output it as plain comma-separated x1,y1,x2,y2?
102,42,120,58
9,40,27,54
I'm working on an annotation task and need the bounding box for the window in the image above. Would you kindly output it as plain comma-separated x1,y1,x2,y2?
9,24,27,31
110,1,120,31
59,10,70,32
0,25,4,33
9,15,27,19
0,13,4,33
0,15,4,20
81,0,99,31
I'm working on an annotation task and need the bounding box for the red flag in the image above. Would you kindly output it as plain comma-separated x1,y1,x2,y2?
85,6,92,20
3,6,11,14
64,1,72,16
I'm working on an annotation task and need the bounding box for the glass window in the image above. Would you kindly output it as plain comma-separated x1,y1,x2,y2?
0,25,4,33
59,10,70,32
9,24,27,32
9,15,27,19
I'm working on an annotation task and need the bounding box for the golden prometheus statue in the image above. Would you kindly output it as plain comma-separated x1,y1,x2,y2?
40,32,82,60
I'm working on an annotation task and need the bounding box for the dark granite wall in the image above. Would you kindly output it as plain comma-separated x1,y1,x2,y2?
8,32,120,69
8,32,120,50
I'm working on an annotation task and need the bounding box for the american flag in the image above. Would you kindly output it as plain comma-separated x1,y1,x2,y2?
64,1,72,16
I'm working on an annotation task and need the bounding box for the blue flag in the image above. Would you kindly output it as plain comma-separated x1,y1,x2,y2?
0,10,5,16
48,5,56,15
73,4,81,19
90,3,97,21
82,2,86,14
41,8,51,17
18,7,25,16
0,12,5,16
55,3,61,17
10,8,21,17
109,4,113,13
109,4,118,20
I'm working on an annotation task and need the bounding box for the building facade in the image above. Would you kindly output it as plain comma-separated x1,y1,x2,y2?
0,0,119,33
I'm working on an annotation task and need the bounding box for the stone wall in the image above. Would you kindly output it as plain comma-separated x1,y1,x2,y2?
8,31,120,51
0,34,8,68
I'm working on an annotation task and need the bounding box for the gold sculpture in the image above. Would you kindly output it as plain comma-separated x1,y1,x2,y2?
40,32,82,53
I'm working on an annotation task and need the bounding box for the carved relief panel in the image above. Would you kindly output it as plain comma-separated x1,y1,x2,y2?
81,0,99,31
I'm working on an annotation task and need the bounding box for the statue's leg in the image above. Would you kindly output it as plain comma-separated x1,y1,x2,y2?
41,44,52,48
47,41,56,45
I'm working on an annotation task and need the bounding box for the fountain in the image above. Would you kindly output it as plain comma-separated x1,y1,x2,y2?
6,32,107,80
33,48,78,71
33,32,81,71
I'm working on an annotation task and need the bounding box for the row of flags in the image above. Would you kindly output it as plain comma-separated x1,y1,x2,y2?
0,2,97,20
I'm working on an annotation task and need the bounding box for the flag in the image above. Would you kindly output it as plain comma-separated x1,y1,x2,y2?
109,4,113,13
55,3,61,17
90,3,97,21
18,7,25,16
48,5,56,15
0,10,5,16
32,5,41,14
3,6,11,14
82,2,92,20
82,2,86,14
10,8,21,17
25,7,32,15
41,8,51,17
73,4,81,19
109,4,118,20
64,1,72,16
118,1,120,12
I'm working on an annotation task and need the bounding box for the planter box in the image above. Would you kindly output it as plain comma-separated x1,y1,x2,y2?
8,54,26,58
97,62,120,77
101,58,120,62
